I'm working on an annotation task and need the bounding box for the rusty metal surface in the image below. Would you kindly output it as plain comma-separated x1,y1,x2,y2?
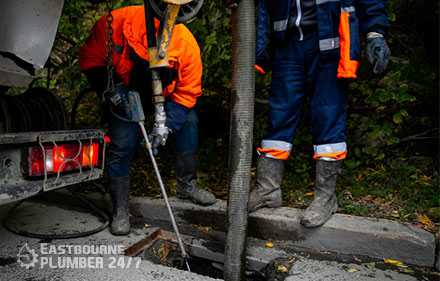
148,4,180,68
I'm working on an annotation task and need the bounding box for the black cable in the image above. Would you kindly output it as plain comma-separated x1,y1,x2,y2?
2,185,110,239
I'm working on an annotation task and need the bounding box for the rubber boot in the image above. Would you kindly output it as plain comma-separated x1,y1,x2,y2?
300,159,342,228
248,155,284,213
110,176,130,235
175,151,216,206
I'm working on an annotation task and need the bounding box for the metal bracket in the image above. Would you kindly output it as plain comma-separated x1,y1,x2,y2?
147,4,180,68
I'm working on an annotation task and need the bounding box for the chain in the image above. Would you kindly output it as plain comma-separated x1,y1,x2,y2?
105,0,115,94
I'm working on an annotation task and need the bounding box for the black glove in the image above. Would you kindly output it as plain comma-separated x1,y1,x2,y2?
366,36,390,74
104,83,132,120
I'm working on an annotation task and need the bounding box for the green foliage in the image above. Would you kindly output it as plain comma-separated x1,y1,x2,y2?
186,1,232,91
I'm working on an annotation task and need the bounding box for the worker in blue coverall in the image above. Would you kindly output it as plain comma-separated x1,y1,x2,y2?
245,0,391,227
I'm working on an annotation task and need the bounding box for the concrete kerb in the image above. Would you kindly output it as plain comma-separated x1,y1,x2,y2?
130,197,436,268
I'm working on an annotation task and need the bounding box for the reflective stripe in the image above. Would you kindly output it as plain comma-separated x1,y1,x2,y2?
261,140,292,152
274,19,288,32
257,148,290,160
314,142,347,155
255,64,267,75
313,151,347,161
314,142,346,155
341,6,355,13
337,11,359,78
319,37,340,51
316,0,339,5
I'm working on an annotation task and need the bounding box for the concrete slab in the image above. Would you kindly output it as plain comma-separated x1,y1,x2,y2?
130,197,436,268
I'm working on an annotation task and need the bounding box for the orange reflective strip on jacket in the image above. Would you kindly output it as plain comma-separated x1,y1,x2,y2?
257,148,290,160
313,151,347,160
337,12,358,78
79,5,202,109
254,64,267,75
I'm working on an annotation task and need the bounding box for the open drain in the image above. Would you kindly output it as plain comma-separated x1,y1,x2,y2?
125,228,267,280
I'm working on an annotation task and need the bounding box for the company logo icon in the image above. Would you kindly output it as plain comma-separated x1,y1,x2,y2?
17,243,38,269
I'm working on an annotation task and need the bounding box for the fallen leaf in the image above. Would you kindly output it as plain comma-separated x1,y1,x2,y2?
417,214,433,226
266,242,274,247
280,243,288,246
383,259,403,266
348,268,358,273
362,262,375,269
399,268,415,274
278,265,288,272
304,192,314,196
193,224,212,232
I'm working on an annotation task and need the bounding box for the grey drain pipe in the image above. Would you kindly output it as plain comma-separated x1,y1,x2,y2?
224,0,255,280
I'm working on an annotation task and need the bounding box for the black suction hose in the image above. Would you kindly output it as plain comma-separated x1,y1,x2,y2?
224,0,255,280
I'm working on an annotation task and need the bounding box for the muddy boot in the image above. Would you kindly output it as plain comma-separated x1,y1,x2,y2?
248,155,284,213
300,159,342,228
175,151,216,206
110,176,130,235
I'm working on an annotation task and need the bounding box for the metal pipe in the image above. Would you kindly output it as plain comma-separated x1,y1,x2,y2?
224,0,255,280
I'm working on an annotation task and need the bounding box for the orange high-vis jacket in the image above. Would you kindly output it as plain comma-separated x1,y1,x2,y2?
79,5,203,109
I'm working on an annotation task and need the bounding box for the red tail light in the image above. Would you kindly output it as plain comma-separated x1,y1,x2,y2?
25,142,100,177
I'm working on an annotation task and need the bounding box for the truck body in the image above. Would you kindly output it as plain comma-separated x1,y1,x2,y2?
0,0,106,205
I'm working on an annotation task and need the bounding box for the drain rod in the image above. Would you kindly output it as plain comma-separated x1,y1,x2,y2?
139,118,191,272
112,89,191,271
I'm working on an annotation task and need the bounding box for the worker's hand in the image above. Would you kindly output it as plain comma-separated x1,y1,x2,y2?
148,125,171,156
221,0,239,8
104,83,132,120
366,33,390,74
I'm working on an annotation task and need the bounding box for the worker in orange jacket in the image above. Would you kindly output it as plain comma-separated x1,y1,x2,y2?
79,5,216,236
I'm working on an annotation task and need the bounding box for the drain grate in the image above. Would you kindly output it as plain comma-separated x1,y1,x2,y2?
125,228,266,280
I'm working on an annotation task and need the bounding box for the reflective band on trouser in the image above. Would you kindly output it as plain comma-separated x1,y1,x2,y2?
313,142,347,161
337,11,358,78
258,140,292,160
257,148,290,160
